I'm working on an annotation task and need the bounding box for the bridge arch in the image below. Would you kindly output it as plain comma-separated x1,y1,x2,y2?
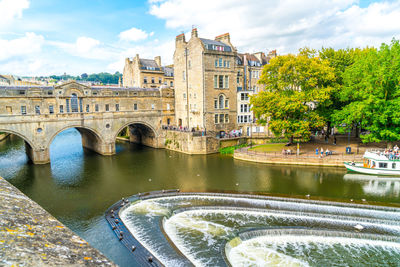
48,125,108,156
0,128,36,150
114,121,161,148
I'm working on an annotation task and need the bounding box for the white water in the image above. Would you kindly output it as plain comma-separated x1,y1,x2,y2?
120,194,400,267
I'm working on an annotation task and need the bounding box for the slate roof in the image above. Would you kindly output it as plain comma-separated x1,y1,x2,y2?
140,59,159,68
162,66,174,77
200,38,232,52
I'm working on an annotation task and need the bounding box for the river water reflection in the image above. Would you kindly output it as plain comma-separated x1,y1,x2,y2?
0,129,399,266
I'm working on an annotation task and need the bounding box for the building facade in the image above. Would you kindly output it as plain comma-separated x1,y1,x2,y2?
123,54,174,90
174,29,238,136
236,51,277,136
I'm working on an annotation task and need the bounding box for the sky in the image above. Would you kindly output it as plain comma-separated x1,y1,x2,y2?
0,0,399,76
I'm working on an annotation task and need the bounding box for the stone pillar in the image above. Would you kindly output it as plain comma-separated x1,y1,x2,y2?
25,142,50,164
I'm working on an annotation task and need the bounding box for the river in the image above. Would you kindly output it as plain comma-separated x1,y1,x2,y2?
0,128,399,266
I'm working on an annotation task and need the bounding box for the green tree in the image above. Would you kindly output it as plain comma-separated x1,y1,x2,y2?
333,39,400,146
317,47,360,136
252,48,335,143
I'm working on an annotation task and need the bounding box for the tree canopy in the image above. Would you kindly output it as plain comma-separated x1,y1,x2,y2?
333,39,400,144
251,48,335,142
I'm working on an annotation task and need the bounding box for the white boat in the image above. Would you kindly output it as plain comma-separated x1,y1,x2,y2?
344,150,400,176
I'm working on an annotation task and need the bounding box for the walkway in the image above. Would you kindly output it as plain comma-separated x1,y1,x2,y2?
234,147,362,167
0,176,115,266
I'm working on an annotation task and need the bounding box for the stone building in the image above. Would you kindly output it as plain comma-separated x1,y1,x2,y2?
236,50,277,136
174,28,238,137
123,54,174,90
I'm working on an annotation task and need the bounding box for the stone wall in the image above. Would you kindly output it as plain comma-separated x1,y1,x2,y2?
164,130,219,154
0,176,115,266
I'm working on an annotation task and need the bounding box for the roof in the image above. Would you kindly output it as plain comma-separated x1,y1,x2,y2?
0,85,53,90
140,59,159,68
200,38,232,52
0,84,159,92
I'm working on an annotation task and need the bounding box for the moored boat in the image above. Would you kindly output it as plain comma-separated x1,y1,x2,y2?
344,150,400,176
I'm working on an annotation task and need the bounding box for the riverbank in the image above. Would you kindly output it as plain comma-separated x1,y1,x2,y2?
234,147,362,167
0,176,115,266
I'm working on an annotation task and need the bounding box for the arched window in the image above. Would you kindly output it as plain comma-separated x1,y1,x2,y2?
219,95,224,109
71,93,79,112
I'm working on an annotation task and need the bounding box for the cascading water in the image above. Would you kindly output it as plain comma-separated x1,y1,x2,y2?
118,193,400,266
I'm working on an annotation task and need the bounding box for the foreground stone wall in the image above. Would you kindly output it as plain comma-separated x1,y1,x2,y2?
164,130,219,154
0,176,115,266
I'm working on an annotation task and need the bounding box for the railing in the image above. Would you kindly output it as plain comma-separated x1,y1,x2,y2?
235,147,362,160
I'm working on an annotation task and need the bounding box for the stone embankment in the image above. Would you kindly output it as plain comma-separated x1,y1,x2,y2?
0,176,115,266
234,147,362,167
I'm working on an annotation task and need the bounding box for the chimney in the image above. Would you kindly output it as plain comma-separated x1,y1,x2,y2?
154,56,161,67
215,33,230,44
254,52,264,62
175,33,186,43
191,28,198,38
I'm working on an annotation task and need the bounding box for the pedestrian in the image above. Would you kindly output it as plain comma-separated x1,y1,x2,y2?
316,147,319,155
321,148,324,157
333,136,337,145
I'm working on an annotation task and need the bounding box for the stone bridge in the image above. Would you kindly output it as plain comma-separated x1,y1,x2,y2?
0,81,174,164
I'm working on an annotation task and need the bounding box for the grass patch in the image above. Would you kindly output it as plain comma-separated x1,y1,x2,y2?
249,143,286,152
220,144,248,154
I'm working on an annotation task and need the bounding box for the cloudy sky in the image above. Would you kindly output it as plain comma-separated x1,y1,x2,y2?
0,0,399,76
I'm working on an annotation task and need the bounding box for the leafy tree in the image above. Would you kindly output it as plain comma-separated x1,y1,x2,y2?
252,48,335,143
81,73,88,80
333,39,400,146
317,47,360,136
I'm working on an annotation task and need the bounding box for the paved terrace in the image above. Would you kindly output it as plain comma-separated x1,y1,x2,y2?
0,176,115,266
234,147,363,167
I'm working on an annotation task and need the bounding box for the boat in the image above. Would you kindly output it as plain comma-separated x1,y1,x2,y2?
344,150,400,176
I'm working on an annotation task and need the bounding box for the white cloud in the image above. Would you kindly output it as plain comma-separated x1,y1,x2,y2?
149,0,400,54
0,0,30,28
0,32,44,61
119,27,153,42
76,36,100,53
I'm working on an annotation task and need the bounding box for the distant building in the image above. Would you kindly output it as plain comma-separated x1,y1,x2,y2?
236,50,277,136
123,55,174,89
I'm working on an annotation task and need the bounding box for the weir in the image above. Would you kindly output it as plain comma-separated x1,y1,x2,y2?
107,192,400,267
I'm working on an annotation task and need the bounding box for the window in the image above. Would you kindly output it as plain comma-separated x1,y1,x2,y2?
21,106,26,115
95,104,99,112
219,75,224,88
225,99,229,108
379,163,388,168
219,58,223,67
214,75,218,88
241,93,249,101
224,76,229,88
60,105,64,113
215,114,219,124
66,99,70,112
194,93,197,99
393,163,396,169
167,103,170,110
227,61,230,68
134,103,138,110
71,94,78,112
183,93,187,99
223,60,226,68
116,104,119,111
35,105,40,115
170,81,173,87
151,77,155,83
19,90,25,95
183,71,186,81
214,99,218,109
225,114,229,123
215,59,218,67
105,104,109,111
48,91,53,95
188,60,191,69
86,104,90,112
219,114,224,123
151,104,155,110
49,105,54,114
244,115,248,123
159,78,162,84
144,77,148,84
219,95,224,109
79,98,83,112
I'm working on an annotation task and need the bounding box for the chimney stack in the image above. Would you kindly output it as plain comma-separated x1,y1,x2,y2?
191,28,198,38
154,56,161,67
